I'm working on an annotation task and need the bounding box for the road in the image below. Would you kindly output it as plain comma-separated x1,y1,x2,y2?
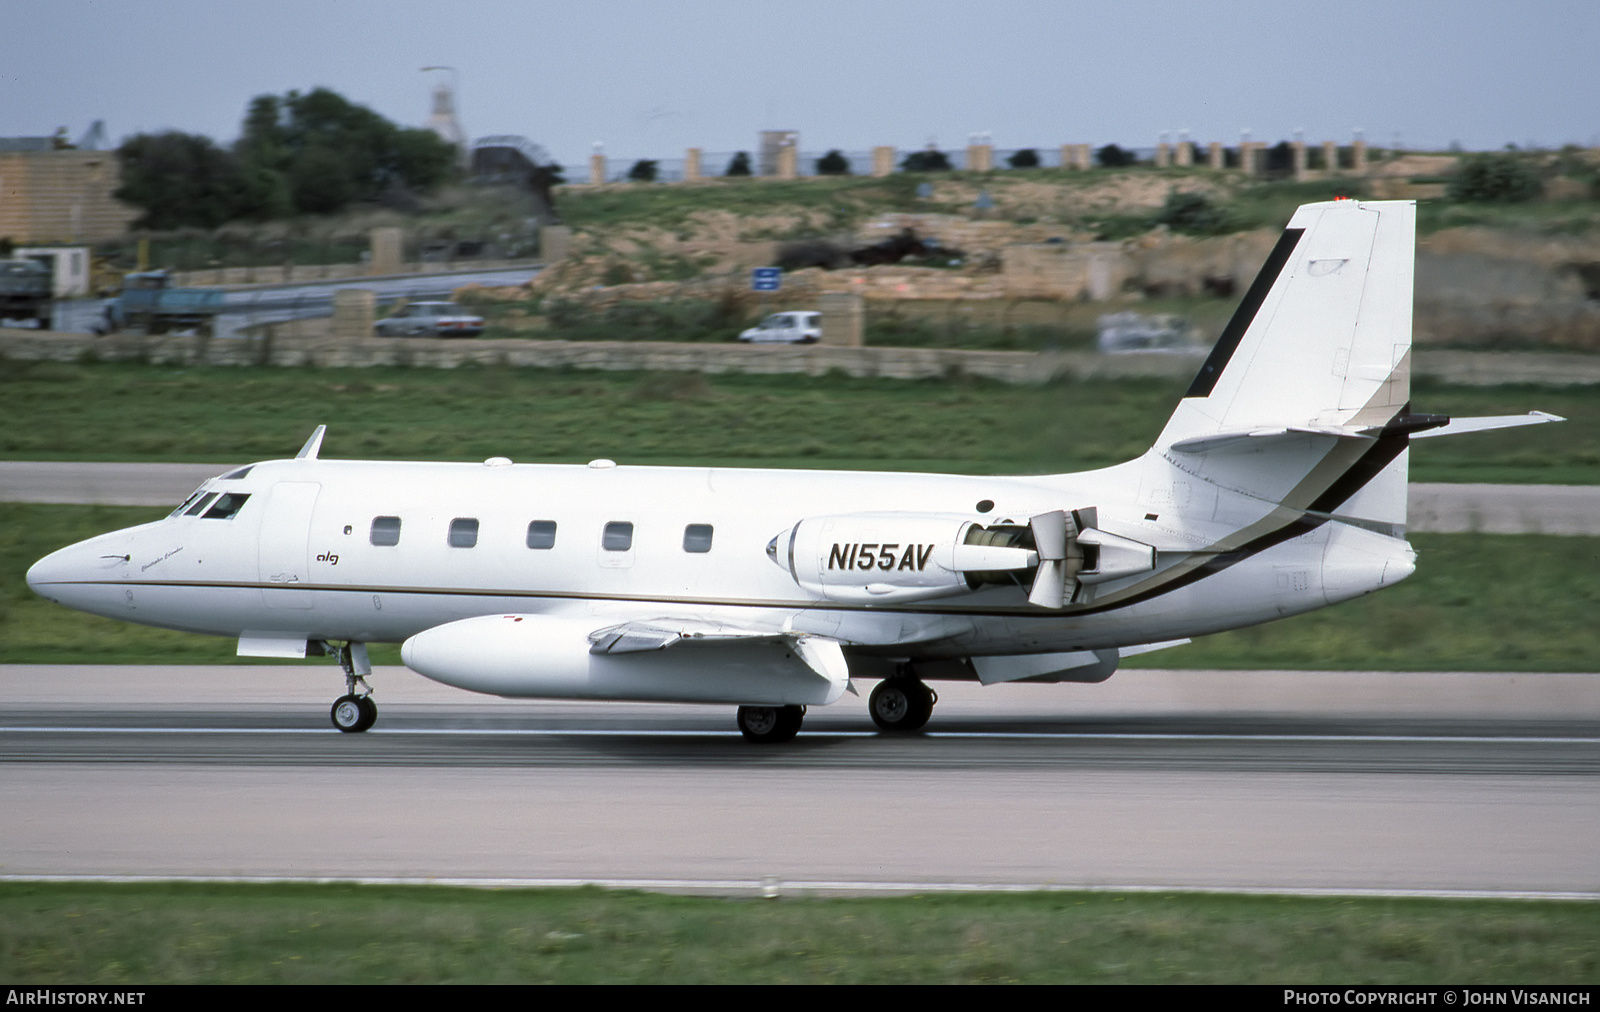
3,462,1597,535
47,265,541,338
3,665,1596,896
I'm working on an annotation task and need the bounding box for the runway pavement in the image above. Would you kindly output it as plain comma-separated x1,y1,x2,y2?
3,462,1598,534
3,665,1596,896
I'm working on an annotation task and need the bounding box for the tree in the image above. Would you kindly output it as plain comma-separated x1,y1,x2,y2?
1448,152,1543,203
901,149,951,172
725,151,752,176
115,131,248,230
1096,144,1136,168
816,150,851,176
628,159,659,182
1007,148,1040,169
235,87,458,216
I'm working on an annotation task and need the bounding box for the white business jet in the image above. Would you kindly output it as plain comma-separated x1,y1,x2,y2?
27,200,1560,741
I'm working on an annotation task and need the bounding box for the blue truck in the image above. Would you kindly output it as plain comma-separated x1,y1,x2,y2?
102,271,225,335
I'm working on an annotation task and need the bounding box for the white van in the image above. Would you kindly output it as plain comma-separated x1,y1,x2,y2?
738,311,821,344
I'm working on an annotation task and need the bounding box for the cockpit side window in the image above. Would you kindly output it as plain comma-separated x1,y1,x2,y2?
183,492,220,517
202,493,250,519
169,489,208,518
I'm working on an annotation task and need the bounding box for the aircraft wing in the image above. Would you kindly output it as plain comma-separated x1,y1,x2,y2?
587,618,790,654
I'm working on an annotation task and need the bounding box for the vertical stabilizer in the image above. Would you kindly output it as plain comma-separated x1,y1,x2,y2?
1153,200,1417,529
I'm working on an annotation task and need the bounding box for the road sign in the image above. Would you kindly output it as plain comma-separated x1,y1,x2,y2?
751,267,782,292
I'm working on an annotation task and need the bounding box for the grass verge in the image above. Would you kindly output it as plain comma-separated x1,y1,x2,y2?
1,882,1595,984
1,362,1596,482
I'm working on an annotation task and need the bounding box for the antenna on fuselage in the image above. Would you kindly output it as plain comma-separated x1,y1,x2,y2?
295,425,328,460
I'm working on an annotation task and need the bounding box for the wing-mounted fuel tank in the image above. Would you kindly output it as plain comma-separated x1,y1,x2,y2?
769,509,1156,608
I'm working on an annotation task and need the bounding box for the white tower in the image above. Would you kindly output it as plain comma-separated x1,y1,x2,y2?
422,68,467,163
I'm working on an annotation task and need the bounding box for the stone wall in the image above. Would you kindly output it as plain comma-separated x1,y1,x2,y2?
8,328,1600,386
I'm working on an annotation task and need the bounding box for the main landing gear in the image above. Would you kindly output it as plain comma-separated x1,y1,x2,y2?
737,704,805,743
324,641,376,733
869,677,935,732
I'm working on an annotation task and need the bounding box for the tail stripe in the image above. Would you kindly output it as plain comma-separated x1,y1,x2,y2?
1184,226,1306,398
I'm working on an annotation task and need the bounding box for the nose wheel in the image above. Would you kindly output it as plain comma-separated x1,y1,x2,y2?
331,694,377,733
324,641,376,733
869,678,935,732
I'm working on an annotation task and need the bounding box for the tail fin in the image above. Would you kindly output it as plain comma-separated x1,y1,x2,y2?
1154,199,1417,530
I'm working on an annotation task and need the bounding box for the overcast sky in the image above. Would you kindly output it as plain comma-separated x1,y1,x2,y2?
5,0,1597,165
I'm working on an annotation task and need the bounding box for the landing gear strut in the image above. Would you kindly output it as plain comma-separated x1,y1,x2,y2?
326,641,376,733
737,704,804,743
869,677,935,732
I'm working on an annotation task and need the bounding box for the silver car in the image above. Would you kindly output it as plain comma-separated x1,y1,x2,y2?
374,301,485,338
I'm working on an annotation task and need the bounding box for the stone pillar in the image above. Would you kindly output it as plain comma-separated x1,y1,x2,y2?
1322,140,1338,174
871,146,895,177
818,292,864,347
589,153,606,185
1062,144,1091,170
1291,140,1307,180
1352,139,1368,174
333,289,375,342
1239,141,1264,176
1155,142,1171,168
369,227,402,276
1175,141,1193,167
684,148,702,182
1208,142,1224,170
540,225,571,264
776,144,798,180
966,144,993,172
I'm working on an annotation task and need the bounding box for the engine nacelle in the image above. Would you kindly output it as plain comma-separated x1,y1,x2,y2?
772,513,1038,604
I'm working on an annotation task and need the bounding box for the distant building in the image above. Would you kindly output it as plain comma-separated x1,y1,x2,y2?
425,82,467,162
0,142,137,244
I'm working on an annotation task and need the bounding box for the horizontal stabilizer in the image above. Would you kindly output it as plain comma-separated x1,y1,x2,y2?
1410,411,1565,439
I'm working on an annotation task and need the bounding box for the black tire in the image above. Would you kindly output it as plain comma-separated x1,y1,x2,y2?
869,679,934,732
355,695,378,732
737,704,804,743
331,694,368,733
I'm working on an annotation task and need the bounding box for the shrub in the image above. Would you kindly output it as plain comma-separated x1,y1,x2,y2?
725,152,752,177
1096,144,1136,168
627,159,658,183
816,150,851,176
1448,153,1543,203
1152,191,1230,235
1007,148,1040,169
901,149,952,172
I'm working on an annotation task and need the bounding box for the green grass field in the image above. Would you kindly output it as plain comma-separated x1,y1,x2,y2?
2,882,1595,984
2,362,1596,482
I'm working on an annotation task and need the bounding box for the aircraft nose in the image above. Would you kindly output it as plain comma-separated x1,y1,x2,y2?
26,533,132,608
26,546,75,601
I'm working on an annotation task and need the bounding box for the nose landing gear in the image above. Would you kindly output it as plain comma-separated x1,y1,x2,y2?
323,641,376,733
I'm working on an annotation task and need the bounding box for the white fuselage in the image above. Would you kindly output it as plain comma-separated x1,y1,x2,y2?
26,451,1413,669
